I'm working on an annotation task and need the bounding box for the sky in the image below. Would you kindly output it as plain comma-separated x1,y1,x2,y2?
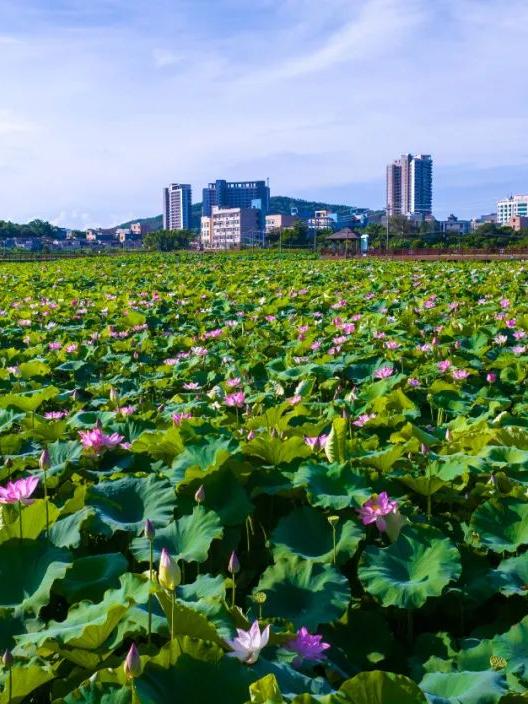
0,0,527,228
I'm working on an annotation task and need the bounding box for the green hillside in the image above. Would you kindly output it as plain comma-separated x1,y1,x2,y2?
118,196,362,232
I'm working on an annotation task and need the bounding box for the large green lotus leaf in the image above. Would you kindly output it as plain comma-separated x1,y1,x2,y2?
255,557,350,629
0,659,56,704
293,462,371,510
47,439,83,471
492,553,528,597
67,411,117,429
166,436,237,484
271,506,362,564
49,507,95,549
469,498,528,553
0,539,71,613
16,573,149,650
56,552,129,603
324,417,347,464
322,609,395,671
251,658,332,698
358,526,461,609
130,505,223,564
199,468,253,525
243,435,311,466
491,615,528,678
136,650,254,704
86,475,176,536
61,683,132,704
0,499,60,544
0,409,25,433
18,360,51,378
339,670,426,704
0,386,60,412
419,670,508,704
358,445,404,472
155,591,225,646
248,674,285,704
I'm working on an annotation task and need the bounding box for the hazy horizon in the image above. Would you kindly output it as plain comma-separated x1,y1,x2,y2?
0,0,527,229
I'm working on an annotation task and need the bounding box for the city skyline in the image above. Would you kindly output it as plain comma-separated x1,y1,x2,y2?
0,0,527,228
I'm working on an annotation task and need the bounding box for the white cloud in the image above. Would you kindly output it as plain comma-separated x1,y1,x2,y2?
152,48,184,68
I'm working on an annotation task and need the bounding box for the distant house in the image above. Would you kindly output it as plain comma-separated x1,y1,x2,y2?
325,228,361,256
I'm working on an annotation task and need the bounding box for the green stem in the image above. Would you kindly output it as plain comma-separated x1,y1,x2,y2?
332,526,337,565
8,669,12,704
231,576,236,609
43,468,49,537
171,591,175,642
18,501,23,540
407,610,414,643
148,541,153,645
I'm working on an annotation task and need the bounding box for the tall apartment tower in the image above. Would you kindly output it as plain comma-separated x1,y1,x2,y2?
386,154,432,216
162,183,192,230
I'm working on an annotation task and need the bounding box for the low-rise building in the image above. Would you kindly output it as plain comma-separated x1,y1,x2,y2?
439,214,471,235
265,214,299,233
508,215,528,232
201,206,261,249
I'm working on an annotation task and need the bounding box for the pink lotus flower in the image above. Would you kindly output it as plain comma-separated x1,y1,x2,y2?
385,341,400,350
358,492,398,532
311,341,321,351
353,413,376,427
437,360,452,373
288,394,302,405
117,406,136,416
407,378,420,387
226,377,242,388
374,365,393,379
506,319,517,329
486,372,497,383
451,369,469,381
494,334,508,346
172,412,192,425
78,428,125,454
304,434,329,451
183,382,200,391
65,343,78,353
286,627,330,666
164,358,178,366
191,346,208,357
500,298,511,308
44,410,68,420
512,345,526,356
48,342,62,351
226,620,270,665
225,392,246,408
0,476,39,505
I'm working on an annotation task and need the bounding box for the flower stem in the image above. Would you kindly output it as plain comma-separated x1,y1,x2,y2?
18,501,23,540
43,468,49,537
148,541,153,645
8,669,12,704
171,591,175,642
231,576,236,609
332,525,337,565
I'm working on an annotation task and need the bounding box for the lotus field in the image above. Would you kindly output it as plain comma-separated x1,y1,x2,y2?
1,252,528,704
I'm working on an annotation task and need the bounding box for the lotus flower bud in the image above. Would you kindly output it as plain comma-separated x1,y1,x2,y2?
72,388,80,401
194,485,205,504
420,443,429,455
123,642,141,680
228,551,240,575
158,548,181,591
445,428,452,442
144,519,155,541
39,448,50,471
109,387,118,404
2,650,13,669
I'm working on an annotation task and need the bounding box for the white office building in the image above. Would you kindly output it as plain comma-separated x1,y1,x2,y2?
163,183,192,230
201,206,260,249
497,195,528,225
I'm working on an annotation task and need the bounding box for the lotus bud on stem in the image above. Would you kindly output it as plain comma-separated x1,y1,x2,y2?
228,551,240,608
253,591,267,621
194,485,205,504
158,548,181,643
39,448,50,536
123,642,141,702
327,515,339,565
3,649,13,704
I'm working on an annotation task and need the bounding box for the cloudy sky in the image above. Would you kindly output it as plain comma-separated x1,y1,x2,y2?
0,0,526,227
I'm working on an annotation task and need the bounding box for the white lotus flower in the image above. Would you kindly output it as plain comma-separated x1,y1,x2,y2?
226,620,270,664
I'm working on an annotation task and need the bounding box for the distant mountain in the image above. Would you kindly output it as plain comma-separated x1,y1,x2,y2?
117,196,364,232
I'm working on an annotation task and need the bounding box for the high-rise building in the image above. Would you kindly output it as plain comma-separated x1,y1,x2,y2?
386,154,433,216
202,180,270,224
163,183,192,230
497,195,528,225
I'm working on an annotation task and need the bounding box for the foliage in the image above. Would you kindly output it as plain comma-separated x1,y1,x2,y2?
0,252,526,702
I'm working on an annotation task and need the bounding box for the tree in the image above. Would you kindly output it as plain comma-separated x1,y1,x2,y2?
280,221,309,246
144,229,195,252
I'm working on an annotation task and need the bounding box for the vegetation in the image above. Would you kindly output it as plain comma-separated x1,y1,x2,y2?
0,219,64,240
0,253,527,702
143,229,196,251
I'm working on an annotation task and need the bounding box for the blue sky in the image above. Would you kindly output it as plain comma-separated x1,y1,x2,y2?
0,0,526,227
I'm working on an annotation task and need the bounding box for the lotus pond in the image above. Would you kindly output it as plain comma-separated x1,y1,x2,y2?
0,252,527,703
